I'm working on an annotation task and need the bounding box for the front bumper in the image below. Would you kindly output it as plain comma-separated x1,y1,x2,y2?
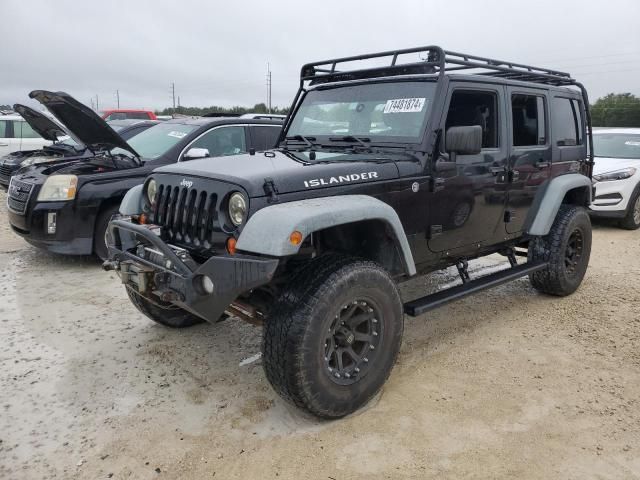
105,219,279,323
589,176,638,215
8,199,93,255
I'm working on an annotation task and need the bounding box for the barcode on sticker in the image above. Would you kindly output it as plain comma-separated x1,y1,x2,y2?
383,98,427,114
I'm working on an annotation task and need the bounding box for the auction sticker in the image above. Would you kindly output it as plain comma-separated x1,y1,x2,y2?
168,131,188,139
383,97,427,114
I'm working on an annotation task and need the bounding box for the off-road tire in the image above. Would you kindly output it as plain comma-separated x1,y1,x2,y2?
94,204,120,261
619,186,640,230
262,254,403,419
126,287,204,328
528,205,592,296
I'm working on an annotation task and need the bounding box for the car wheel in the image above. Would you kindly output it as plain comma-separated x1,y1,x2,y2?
94,204,120,261
262,254,403,418
619,186,640,230
126,287,204,328
528,205,592,296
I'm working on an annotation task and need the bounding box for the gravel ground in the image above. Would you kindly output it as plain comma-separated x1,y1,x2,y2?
1,189,639,479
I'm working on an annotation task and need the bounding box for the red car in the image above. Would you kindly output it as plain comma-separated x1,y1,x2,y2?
101,109,157,121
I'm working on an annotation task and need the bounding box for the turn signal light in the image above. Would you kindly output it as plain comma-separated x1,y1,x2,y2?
226,237,237,255
138,214,148,225
290,230,303,245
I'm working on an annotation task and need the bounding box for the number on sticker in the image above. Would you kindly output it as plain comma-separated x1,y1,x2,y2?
383,98,427,114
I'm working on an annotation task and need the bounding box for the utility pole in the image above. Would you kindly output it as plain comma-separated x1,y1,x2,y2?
90,98,95,110
116,90,120,108
171,82,176,109
266,63,272,114
95,95,99,112
177,96,181,112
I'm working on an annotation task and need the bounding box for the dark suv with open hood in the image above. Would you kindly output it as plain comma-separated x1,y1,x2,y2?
0,105,157,188
106,46,595,419
6,90,282,259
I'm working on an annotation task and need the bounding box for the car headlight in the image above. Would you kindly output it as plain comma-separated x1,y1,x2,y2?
146,179,157,204
228,192,247,226
593,167,637,182
37,175,78,201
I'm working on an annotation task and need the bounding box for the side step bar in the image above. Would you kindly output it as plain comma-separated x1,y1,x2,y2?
404,262,548,317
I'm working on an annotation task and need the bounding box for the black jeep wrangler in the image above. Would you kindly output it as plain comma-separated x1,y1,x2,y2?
105,46,594,418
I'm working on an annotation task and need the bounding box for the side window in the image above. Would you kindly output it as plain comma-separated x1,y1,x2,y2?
18,121,42,139
127,112,151,120
445,90,498,148
571,99,584,144
189,126,247,157
250,126,281,150
511,94,547,146
552,97,579,146
0,120,7,137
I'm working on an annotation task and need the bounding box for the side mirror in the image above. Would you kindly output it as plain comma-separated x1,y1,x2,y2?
183,148,210,160
446,126,482,156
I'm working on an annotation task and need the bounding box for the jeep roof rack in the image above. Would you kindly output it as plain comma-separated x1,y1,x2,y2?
300,46,581,87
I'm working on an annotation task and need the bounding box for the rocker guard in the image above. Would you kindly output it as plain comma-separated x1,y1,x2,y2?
105,219,279,322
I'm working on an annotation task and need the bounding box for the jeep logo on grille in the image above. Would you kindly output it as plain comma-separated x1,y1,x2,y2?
180,179,193,188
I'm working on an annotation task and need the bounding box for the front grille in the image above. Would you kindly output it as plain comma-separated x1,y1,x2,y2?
7,178,34,215
149,183,219,249
0,163,13,178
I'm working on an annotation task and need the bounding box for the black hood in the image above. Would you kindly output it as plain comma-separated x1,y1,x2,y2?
12,104,72,143
153,149,403,197
29,90,139,157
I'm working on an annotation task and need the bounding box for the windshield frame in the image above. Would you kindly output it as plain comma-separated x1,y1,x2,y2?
592,133,640,160
281,78,439,150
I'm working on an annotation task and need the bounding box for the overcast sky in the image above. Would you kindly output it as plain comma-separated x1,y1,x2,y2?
1,0,639,112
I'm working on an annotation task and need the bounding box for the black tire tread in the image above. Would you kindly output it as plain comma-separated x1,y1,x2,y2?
126,287,204,328
529,205,591,296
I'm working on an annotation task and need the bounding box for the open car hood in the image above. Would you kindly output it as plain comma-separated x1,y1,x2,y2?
13,103,77,143
29,90,139,157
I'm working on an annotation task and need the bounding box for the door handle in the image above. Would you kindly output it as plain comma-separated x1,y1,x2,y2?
0,143,9,147
535,161,551,169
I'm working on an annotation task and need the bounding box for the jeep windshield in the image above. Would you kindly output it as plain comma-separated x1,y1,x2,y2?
110,123,197,160
286,81,436,148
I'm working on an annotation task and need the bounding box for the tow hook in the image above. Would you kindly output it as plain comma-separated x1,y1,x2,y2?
102,260,119,272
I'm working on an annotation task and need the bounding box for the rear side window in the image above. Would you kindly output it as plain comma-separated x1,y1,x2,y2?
251,126,281,150
0,120,7,137
17,121,42,139
126,112,152,120
553,97,581,146
572,99,583,144
511,94,547,146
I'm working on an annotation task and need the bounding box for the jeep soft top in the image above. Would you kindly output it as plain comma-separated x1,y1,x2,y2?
106,46,593,418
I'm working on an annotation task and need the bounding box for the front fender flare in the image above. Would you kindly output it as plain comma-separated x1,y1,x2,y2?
119,184,144,215
236,195,416,276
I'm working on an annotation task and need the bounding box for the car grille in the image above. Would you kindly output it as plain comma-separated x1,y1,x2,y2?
7,178,34,215
0,163,14,185
149,183,219,249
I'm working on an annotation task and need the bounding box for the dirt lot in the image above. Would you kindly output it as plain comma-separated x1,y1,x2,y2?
1,190,639,480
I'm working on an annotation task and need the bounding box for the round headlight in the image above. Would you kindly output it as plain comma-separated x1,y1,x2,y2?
146,179,157,204
228,192,247,226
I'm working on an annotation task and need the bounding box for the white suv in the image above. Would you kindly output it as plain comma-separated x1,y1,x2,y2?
0,112,53,157
591,128,640,229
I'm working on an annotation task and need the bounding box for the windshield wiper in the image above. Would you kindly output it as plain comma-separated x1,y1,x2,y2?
329,136,372,148
283,135,317,148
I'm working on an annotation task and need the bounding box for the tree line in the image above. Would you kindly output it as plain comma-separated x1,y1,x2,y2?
156,103,289,117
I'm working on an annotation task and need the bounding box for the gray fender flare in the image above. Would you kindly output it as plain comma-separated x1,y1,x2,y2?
526,174,592,236
236,195,417,276
119,184,144,215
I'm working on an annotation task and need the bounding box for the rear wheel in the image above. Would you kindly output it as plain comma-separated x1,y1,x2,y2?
528,205,592,296
262,254,403,419
619,187,640,230
126,287,204,328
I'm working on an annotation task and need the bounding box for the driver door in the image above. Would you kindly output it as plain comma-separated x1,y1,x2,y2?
428,84,508,253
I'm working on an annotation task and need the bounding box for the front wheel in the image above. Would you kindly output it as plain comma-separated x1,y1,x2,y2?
262,255,404,419
619,187,640,230
126,288,204,328
528,205,592,296
94,204,120,261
